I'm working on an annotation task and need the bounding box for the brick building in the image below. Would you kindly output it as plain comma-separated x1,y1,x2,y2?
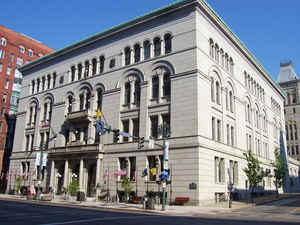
0,25,54,179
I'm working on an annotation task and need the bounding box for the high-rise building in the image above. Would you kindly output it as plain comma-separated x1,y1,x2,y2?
278,61,300,161
0,25,54,191
9,1,300,202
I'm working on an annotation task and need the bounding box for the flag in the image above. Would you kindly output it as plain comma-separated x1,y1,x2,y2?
150,168,157,176
142,168,148,177
96,108,102,120
40,120,47,128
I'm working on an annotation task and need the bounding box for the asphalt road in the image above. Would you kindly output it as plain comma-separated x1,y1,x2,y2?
0,199,299,225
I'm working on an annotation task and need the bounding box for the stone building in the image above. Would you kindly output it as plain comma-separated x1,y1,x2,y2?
8,0,299,204
278,61,300,161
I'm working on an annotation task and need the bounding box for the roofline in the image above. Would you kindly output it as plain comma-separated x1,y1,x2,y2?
199,1,285,99
18,0,192,72
19,0,285,99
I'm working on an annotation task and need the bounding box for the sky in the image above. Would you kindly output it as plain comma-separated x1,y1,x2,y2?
1,0,299,81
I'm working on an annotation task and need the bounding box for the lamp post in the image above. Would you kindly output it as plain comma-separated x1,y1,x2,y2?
158,122,170,211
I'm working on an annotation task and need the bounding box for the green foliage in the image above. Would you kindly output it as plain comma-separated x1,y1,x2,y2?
243,151,268,190
271,148,285,190
16,175,23,193
121,176,132,201
68,178,79,196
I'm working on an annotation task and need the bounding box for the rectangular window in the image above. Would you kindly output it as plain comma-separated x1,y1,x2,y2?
162,114,170,132
7,67,11,75
231,126,234,146
129,157,136,181
4,80,9,89
226,124,230,145
132,118,139,138
25,135,30,151
217,119,221,142
16,57,23,66
9,53,14,63
152,76,159,99
290,124,293,140
122,120,129,142
0,122,2,132
2,94,7,103
212,117,215,140
147,155,157,181
150,115,158,138
0,49,5,58
0,63,2,72
215,157,225,183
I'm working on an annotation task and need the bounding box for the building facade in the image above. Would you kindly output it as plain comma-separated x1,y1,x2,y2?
9,0,299,204
0,25,54,192
278,62,300,161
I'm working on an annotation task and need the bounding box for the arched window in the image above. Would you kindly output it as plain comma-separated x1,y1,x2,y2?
152,75,159,99
229,57,234,74
47,74,51,89
79,93,84,111
92,58,97,75
85,92,91,110
0,38,6,46
77,63,82,80
84,61,89,78
163,72,171,97
209,38,214,58
216,81,220,105
31,80,35,94
153,37,161,57
229,91,233,113
37,78,40,93
134,44,140,63
225,53,229,71
263,111,267,132
215,44,219,63
134,80,141,105
67,95,73,113
143,41,151,60
220,49,224,67
211,77,214,102
71,66,76,82
124,82,131,105
28,101,38,126
99,56,105,73
96,88,103,110
124,47,131,65
164,33,172,54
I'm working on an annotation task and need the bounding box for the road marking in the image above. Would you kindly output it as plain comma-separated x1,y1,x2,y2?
40,215,159,225
290,207,300,213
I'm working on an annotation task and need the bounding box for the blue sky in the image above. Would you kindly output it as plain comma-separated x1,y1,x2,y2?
1,0,299,80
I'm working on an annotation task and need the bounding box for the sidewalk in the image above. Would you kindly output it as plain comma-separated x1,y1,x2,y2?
0,193,250,216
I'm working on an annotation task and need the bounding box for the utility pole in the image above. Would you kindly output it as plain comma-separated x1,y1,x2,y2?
159,122,170,211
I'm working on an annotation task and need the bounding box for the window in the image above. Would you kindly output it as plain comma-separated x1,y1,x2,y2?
85,92,91,110
215,157,225,183
79,94,84,111
164,33,172,54
43,103,48,121
163,72,171,97
154,37,161,57
122,120,129,142
25,135,30,151
211,77,214,102
132,118,139,138
2,94,7,103
152,76,159,99
290,124,293,140
77,63,82,80
226,124,230,144
27,49,33,57
216,81,220,105
124,82,131,105
147,155,159,181
16,57,23,65
92,58,97,75
231,126,234,146
71,66,75,82
0,49,5,58
0,63,2,72
209,38,214,58
96,89,103,110
37,78,40,92
212,117,216,140
47,74,51,89
84,61,89,78
229,161,238,185
134,44,140,63
229,91,233,112
125,47,131,65
0,122,2,132
7,66,11,75
150,115,158,138
295,124,298,140
109,59,115,68
134,80,141,105
0,38,6,46
67,95,73,113
31,80,35,94
9,53,14,63
214,44,219,62
42,77,45,91
99,56,105,73
4,80,9,89
52,73,56,88
18,46,25,54
143,41,151,60
217,119,221,142
129,157,136,181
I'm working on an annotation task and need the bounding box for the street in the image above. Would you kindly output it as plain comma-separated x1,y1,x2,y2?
0,199,300,225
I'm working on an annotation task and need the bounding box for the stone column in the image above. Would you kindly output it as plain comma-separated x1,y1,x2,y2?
149,43,154,58
63,160,69,188
161,39,165,55
89,61,93,77
79,158,84,191
96,59,100,74
140,46,144,61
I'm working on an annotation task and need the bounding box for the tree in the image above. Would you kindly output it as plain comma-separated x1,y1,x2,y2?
15,175,23,195
271,148,285,197
67,177,78,196
243,151,268,201
121,176,132,202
